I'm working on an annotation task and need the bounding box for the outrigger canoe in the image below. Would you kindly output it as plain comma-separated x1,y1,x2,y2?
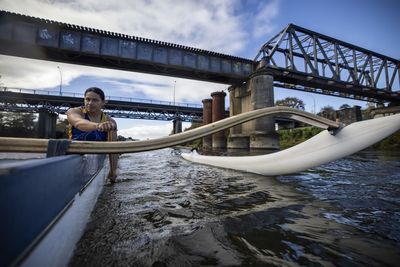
0,107,399,266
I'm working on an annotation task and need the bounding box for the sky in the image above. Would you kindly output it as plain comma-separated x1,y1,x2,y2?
0,0,399,139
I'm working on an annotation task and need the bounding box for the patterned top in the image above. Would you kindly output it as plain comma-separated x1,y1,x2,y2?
68,108,108,141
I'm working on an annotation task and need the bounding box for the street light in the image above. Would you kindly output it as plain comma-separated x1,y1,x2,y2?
57,66,62,95
173,80,176,105
304,93,316,114
310,95,316,114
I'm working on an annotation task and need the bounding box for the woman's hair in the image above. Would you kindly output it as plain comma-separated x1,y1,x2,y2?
84,87,105,101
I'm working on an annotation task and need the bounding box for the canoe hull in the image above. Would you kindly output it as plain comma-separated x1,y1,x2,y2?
0,154,108,267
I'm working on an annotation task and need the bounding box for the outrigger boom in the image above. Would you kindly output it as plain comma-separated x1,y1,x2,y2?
0,107,339,154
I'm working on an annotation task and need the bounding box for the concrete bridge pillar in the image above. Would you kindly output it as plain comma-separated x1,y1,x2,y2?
248,71,279,150
211,91,227,149
172,117,182,134
202,98,213,149
38,108,57,139
227,85,249,149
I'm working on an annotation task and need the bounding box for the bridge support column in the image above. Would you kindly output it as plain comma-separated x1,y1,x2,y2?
202,99,213,149
248,71,279,150
172,117,182,134
38,108,57,139
211,91,227,149
227,85,249,149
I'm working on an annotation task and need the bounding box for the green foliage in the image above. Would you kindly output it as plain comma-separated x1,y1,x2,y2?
56,118,69,138
279,127,323,149
0,112,37,137
318,105,336,120
275,97,305,110
371,131,400,149
182,122,203,149
339,104,351,109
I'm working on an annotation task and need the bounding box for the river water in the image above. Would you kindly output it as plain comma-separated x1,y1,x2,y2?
70,148,400,267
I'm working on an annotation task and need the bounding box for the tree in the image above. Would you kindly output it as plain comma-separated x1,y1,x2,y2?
0,112,37,137
318,105,336,120
275,97,305,110
56,118,69,138
339,104,351,109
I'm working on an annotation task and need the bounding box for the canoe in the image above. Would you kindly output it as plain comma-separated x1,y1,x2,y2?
0,154,108,267
182,114,400,176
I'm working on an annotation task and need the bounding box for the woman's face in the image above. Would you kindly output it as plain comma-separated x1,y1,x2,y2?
84,91,104,113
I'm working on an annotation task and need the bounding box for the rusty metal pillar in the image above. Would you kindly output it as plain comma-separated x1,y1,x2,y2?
248,70,279,150
202,98,213,149
38,108,57,139
227,85,249,149
211,91,227,149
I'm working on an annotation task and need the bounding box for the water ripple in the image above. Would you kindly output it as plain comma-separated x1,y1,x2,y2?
71,149,400,266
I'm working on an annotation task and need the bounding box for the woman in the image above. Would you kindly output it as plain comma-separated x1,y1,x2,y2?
66,87,118,182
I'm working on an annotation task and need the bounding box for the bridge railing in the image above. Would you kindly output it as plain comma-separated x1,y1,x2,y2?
1,87,202,108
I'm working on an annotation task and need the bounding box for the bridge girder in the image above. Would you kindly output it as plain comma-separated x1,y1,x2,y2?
255,24,400,103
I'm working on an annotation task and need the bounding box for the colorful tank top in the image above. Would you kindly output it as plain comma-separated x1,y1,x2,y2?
68,108,108,141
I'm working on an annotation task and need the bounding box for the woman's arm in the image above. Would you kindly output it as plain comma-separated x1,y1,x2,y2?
106,115,119,183
98,115,117,132
66,107,98,131
66,108,117,132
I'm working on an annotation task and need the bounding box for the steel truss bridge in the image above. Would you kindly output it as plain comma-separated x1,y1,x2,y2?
0,88,203,122
0,10,399,112
255,24,400,103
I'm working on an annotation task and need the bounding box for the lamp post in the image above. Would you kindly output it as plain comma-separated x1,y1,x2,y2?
310,95,316,114
57,66,62,95
304,93,316,114
173,80,176,105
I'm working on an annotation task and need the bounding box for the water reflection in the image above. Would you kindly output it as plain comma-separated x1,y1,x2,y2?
70,148,400,266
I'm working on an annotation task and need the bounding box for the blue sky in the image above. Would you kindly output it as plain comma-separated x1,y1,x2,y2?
0,0,398,139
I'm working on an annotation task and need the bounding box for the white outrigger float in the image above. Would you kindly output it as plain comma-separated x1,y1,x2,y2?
0,107,399,266
182,112,400,175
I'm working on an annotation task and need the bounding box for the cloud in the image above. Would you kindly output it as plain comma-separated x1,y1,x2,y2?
118,122,172,140
0,0,248,54
252,0,280,38
118,120,191,140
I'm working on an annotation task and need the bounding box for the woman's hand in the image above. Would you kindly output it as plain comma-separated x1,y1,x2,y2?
97,121,117,132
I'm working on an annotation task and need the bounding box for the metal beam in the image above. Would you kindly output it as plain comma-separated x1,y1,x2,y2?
0,10,253,85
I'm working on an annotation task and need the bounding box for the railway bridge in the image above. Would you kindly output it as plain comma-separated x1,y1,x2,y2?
0,10,398,148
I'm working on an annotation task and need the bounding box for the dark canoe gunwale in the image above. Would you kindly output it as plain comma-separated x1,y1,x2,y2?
0,154,108,267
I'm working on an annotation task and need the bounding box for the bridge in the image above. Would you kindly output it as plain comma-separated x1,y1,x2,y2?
0,10,399,148
0,88,203,122
0,11,398,103
255,24,400,103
